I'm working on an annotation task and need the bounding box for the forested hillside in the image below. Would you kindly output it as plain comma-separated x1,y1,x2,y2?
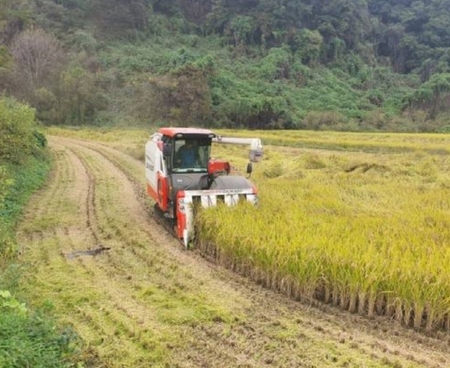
1,0,450,132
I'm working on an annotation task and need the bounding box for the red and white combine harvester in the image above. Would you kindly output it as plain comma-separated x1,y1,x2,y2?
145,127,263,247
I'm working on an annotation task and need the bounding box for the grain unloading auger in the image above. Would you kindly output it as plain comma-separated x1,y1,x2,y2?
145,127,263,247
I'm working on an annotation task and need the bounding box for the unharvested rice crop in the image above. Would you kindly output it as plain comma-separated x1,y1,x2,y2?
197,132,450,332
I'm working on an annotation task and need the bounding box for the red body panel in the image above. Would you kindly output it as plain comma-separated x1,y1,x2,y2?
147,173,169,212
208,159,231,175
157,173,169,212
175,191,186,239
146,183,158,202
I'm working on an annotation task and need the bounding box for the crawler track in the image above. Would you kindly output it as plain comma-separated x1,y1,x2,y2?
17,136,450,368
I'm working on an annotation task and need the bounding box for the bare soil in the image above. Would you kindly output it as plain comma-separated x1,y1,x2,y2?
17,136,450,368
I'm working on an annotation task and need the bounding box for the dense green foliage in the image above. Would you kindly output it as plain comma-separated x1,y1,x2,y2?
0,98,46,164
0,98,48,243
1,0,450,130
0,97,79,367
0,291,78,368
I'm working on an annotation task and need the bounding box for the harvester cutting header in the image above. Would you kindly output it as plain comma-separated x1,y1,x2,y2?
145,127,263,247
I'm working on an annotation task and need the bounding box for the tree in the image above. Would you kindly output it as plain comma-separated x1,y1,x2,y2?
406,73,450,119
178,0,213,26
226,15,258,47
10,29,65,102
296,29,323,66
59,66,106,124
147,61,213,125
0,0,30,45
90,0,150,39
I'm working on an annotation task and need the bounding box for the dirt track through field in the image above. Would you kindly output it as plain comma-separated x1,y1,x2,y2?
17,137,450,368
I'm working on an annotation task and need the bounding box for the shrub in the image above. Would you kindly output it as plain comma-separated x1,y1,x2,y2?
0,290,79,368
0,98,37,164
303,110,345,130
437,125,450,133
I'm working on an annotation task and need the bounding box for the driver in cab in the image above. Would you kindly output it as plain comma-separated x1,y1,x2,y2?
176,140,197,168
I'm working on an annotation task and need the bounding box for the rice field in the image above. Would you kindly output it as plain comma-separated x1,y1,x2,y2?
197,130,450,333
48,127,450,333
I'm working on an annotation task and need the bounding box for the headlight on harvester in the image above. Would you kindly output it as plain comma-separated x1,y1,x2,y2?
178,198,186,213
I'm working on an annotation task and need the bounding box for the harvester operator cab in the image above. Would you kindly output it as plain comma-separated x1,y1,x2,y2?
161,134,236,194
163,137,211,173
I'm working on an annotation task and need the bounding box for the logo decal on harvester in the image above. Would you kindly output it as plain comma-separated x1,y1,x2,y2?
145,154,155,171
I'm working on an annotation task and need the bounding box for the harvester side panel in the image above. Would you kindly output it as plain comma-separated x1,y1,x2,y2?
145,135,168,210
